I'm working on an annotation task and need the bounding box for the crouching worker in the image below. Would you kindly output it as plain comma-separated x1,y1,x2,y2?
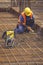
2,31,15,47
14,7,34,34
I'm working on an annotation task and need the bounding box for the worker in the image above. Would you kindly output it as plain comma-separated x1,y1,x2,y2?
14,7,35,33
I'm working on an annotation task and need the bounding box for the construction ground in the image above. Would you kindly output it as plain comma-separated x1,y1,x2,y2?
0,0,43,65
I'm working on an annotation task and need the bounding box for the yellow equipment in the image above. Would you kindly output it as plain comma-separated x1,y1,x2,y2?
2,30,15,47
24,7,33,16
5,31,14,47
7,31,14,39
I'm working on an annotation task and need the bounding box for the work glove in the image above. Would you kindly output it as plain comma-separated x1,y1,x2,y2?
29,30,34,34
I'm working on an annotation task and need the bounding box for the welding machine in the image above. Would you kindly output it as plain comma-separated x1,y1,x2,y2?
2,30,15,47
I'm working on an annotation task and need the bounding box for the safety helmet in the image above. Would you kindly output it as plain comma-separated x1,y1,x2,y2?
24,7,33,16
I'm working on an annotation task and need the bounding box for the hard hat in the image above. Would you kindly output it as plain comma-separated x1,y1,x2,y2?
24,7,33,16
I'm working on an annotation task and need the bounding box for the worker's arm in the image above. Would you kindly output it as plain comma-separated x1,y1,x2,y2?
18,15,26,25
18,20,34,32
18,16,26,26
26,26,34,32
18,21,26,26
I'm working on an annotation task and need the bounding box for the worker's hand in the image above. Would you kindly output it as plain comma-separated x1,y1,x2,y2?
22,23,26,26
29,29,35,34
31,29,34,33
26,26,34,33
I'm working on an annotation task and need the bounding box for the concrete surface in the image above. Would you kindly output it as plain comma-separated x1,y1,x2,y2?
0,11,43,65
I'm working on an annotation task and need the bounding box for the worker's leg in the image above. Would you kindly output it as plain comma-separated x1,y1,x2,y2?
14,25,25,34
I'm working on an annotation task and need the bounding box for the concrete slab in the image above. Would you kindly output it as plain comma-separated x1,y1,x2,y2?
0,12,43,65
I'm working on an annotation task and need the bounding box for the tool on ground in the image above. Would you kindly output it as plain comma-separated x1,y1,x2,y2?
2,30,15,48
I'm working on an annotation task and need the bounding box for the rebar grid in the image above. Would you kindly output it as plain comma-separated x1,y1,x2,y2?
0,11,43,65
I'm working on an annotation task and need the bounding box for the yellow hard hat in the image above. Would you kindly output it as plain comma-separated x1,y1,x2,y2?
24,7,33,16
